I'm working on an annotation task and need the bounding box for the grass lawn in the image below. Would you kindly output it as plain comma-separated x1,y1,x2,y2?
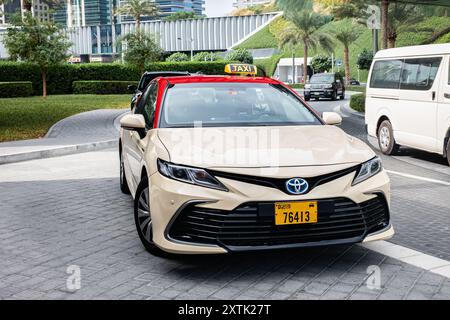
0,94,130,142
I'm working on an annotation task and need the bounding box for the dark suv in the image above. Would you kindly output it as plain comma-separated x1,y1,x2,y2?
128,71,190,109
304,73,345,101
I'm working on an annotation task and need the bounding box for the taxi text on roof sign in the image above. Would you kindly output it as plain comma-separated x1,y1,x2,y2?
225,64,258,76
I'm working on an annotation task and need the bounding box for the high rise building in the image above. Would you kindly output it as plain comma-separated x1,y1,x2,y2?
54,0,116,27
233,0,271,9
155,0,204,17
0,0,51,25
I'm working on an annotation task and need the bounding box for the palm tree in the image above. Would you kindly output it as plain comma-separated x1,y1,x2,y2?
115,0,160,30
333,19,362,84
279,11,333,84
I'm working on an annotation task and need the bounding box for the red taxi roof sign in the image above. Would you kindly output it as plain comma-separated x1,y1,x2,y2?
225,63,258,76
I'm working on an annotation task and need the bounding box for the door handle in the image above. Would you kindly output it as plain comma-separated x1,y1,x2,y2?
445,93,450,99
432,91,436,101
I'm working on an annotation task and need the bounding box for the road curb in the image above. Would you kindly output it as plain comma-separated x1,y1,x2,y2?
341,103,365,118
0,110,127,165
0,140,118,165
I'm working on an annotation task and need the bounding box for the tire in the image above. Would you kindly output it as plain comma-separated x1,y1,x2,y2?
378,120,400,155
304,96,310,101
446,138,450,167
134,177,165,256
331,90,337,101
119,148,131,195
340,91,345,100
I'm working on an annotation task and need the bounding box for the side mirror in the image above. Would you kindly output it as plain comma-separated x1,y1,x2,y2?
322,112,342,125
128,84,137,93
120,114,146,131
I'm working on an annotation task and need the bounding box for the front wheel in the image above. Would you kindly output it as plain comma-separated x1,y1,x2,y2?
331,90,337,101
304,96,310,101
134,178,165,256
378,120,400,155
119,148,130,194
340,91,345,100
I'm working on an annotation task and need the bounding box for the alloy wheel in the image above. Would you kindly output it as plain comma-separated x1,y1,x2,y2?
137,187,152,242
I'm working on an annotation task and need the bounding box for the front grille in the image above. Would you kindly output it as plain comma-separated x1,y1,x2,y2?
167,195,390,250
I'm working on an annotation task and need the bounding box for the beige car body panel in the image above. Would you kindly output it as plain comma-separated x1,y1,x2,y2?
121,122,393,254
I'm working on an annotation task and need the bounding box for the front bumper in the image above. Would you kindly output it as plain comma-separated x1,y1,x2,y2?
149,167,392,254
304,90,334,98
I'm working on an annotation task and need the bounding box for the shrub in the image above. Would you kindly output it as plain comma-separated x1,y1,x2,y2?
0,82,34,98
166,52,190,62
311,55,332,73
73,81,138,95
225,49,253,64
350,93,366,112
144,61,229,75
192,52,221,62
288,83,305,89
0,61,231,95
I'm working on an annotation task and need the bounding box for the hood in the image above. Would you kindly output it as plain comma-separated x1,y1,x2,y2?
157,125,374,169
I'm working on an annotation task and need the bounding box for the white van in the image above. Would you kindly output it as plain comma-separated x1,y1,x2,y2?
365,43,450,166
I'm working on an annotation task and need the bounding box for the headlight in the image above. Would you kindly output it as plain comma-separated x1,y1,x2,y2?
157,159,228,191
305,84,311,89
352,156,382,185
325,84,333,89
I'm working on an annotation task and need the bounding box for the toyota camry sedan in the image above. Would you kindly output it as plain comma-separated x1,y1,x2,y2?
119,64,394,255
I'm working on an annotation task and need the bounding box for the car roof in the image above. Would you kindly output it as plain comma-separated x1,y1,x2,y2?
161,75,281,85
144,71,190,75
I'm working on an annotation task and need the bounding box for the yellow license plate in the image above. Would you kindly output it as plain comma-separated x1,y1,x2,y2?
274,201,318,226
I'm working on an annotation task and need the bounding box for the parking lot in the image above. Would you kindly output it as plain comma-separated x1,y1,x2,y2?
0,96,450,300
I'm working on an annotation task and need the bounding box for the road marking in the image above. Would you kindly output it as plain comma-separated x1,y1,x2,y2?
386,170,450,186
362,241,450,278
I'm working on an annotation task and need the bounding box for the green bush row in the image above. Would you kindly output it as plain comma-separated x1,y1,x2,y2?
350,93,366,112
0,61,230,96
73,81,138,95
0,82,33,98
346,85,366,93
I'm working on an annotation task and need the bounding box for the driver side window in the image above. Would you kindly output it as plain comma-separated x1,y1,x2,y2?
135,82,158,129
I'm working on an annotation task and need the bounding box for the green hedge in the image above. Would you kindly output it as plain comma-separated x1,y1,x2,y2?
0,82,33,98
346,85,366,93
0,61,230,96
288,83,305,89
350,93,366,112
73,81,138,95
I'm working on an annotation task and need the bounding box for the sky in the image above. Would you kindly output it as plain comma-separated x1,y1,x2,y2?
205,0,235,17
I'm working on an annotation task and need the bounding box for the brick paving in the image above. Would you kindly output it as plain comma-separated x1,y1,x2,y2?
0,150,449,300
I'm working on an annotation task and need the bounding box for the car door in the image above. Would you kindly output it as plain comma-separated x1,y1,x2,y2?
397,57,442,153
127,81,158,188
438,55,450,155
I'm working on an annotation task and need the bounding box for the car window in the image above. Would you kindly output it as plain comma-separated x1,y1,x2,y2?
135,82,158,128
138,74,153,91
370,59,403,89
310,74,334,84
400,57,442,91
160,83,321,128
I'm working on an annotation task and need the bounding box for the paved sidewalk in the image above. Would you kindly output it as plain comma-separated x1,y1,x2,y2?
0,109,127,165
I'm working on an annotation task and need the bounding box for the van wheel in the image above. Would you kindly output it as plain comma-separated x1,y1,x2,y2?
134,178,166,256
378,120,399,155
340,91,345,100
446,139,450,167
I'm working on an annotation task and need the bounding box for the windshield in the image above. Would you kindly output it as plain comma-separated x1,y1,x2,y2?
310,74,334,84
160,83,321,128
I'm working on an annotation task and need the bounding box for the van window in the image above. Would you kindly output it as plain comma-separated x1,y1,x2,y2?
400,57,442,91
370,60,403,89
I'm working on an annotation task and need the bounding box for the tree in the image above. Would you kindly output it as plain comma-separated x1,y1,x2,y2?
192,52,221,62
333,19,362,84
356,48,374,70
120,32,162,74
276,0,312,11
226,49,253,64
279,10,333,83
164,11,202,21
311,55,332,73
4,13,71,97
115,0,159,30
387,3,423,48
166,52,189,62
